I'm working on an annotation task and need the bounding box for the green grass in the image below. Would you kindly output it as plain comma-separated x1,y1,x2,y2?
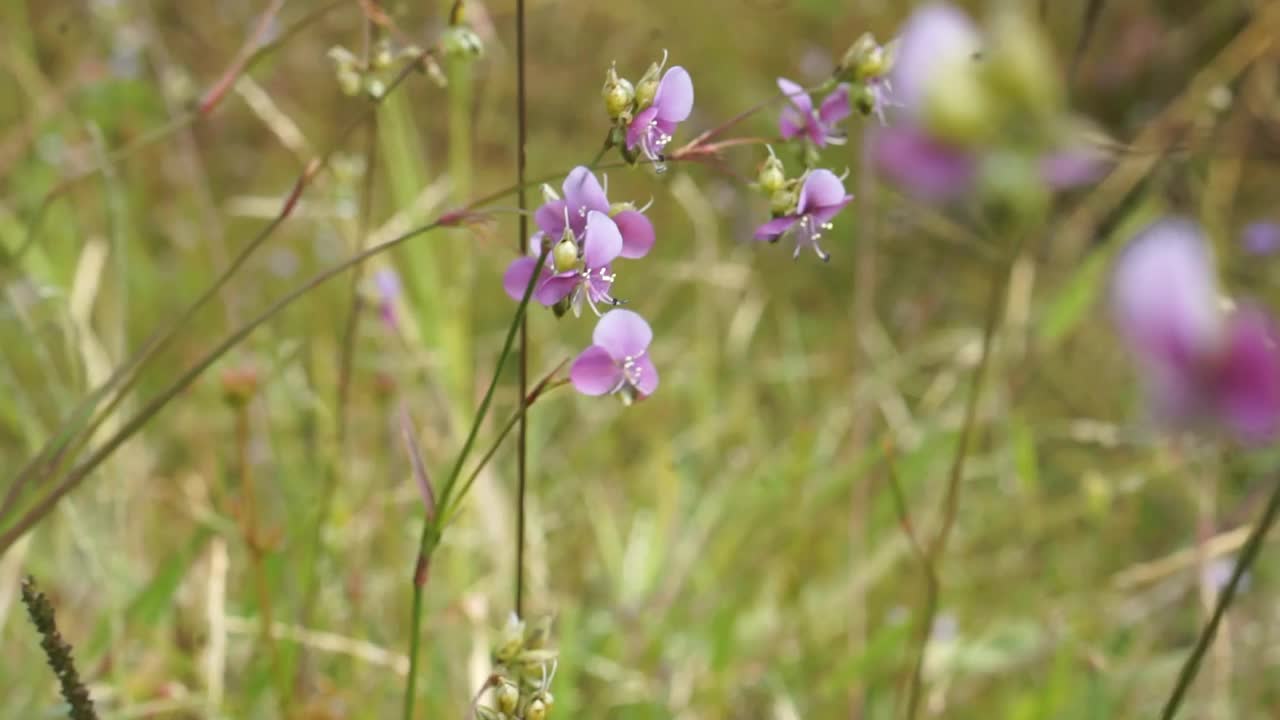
3,1,1280,718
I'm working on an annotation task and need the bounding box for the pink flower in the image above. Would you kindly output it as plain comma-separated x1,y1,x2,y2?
503,209,623,316
626,67,694,164
570,309,659,401
753,169,854,262
532,166,655,260
777,78,851,147
1112,218,1280,443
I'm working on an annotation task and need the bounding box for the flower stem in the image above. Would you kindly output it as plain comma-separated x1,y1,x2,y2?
514,0,530,623
1159,476,1280,719
401,244,550,720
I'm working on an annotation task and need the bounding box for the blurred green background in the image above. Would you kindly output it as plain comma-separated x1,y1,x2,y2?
4,0,1280,717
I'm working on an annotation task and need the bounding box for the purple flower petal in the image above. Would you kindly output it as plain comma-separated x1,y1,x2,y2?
535,273,577,306
632,352,659,397
563,166,610,217
535,199,567,239
1112,219,1223,373
655,66,694,123
503,257,542,301
779,107,807,140
593,309,652,360
583,211,623,268
870,126,978,199
627,107,658,150
754,215,799,241
1216,307,1280,443
613,210,655,259
375,268,400,302
809,196,854,227
570,345,622,396
798,169,849,213
1242,221,1280,256
777,77,813,115
891,2,982,119
818,84,852,127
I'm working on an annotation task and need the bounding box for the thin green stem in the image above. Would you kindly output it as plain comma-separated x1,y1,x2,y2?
514,0,531,622
1159,477,1280,719
401,243,551,720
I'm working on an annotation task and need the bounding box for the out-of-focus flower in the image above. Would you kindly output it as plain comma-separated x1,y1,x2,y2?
777,78,851,147
869,2,1107,203
1242,221,1280,256
753,168,853,262
570,309,659,403
1111,218,1280,443
375,268,401,330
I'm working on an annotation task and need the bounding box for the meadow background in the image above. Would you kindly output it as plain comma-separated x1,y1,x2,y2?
3,0,1280,718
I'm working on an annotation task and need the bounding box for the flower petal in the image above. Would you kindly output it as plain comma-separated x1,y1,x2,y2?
1040,147,1108,189
570,345,622,396
633,352,659,397
818,84,852,127
502,257,541,301
613,210,656,259
777,77,813,115
583,211,623,267
627,107,658,150
593,308,653,360
535,274,577,305
779,107,807,140
535,200,568,239
891,2,982,119
655,66,694,122
1216,307,1280,443
1112,218,1223,373
808,195,854,227
562,166,610,216
870,126,977,199
754,215,799,241
797,169,849,213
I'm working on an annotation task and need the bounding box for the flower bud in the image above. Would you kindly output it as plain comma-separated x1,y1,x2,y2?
635,53,667,109
526,697,549,720
337,67,362,97
608,201,637,216
552,237,580,273
602,64,636,121
922,60,994,145
493,614,525,664
442,25,484,59
373,39,395,70
757,154,786,194
984,5,1060,118
769,187,797,217
494,678,520,714
221,366,259,407
840,33,890,82
850,83,876,117
364,77,386,99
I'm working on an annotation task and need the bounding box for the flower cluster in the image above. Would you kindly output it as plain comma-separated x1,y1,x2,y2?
870,2,1106,209
752,155,854,262
1111,218,1280,443
477,614,558,720
602,52,695,170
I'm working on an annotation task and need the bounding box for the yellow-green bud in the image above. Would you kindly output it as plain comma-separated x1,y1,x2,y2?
364,76,386,99
494,679,520,714
635,55,666,109
526,698,548,720
493,615,525,664
850,84,876,117
608,201,637,216
552,238,580,273
840,33,891,82
922,60,993,145
984,5,1061,118
373,39,395,70
442,25,483,59
603,65,636,121
769,187,797,216
757,155,786,194
337,67,362,97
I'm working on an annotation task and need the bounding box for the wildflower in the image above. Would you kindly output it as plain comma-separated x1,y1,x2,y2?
777,78,851,147
533,166,654,259
503,209,623,316
869,2,1105,201
753,168,853,262
626,65,694,166
570,309,658,402
374,268,401,330
1111,218,1280,443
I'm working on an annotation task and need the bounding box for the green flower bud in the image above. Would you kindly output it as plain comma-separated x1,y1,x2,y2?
493,615,525,664
635,52,667,109
984,5,1061,117
922,60,994,145
327,46,359,70
364,76,387,99
602,64,636,121
757,154,786,195
526,697,549,720
840,33,891,82
373,39,395,70
337,67,362,97
769,187,797,217
608,201,637,216
850,83,876,117
552,238,580,273
442,25,484,59
494,678,520,715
